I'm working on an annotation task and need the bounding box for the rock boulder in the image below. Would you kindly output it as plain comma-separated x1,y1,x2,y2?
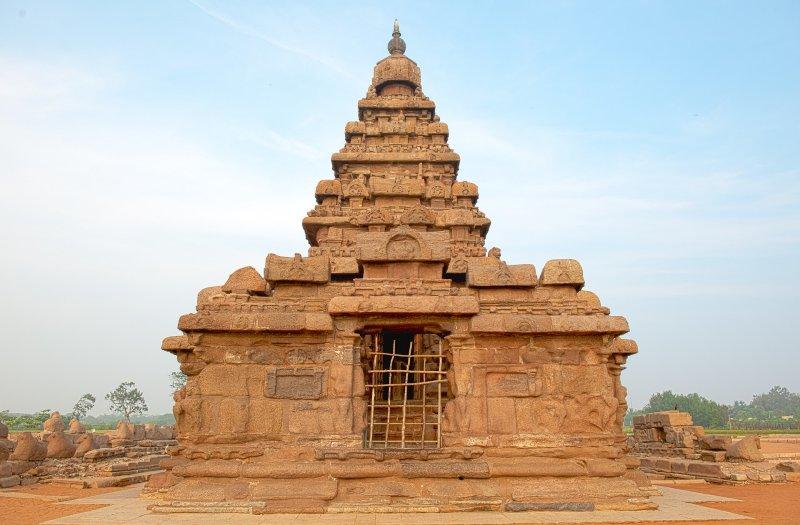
725,435,763,462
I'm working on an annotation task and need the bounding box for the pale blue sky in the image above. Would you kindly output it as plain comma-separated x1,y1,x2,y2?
1,1,798,414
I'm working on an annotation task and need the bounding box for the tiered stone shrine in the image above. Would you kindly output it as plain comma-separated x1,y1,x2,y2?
147,23,649,513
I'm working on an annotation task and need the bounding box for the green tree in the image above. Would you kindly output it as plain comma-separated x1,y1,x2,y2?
71,393,96,421
105,382,148,422
750,386,800,416
638,390,730,428
169,371,187,393
7,409,51,431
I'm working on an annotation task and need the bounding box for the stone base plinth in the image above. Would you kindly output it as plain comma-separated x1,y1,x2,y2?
144,456,655,514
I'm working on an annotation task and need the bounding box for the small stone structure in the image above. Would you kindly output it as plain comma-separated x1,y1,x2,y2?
631,411,786,483
146,23,649,514
631,411,708,459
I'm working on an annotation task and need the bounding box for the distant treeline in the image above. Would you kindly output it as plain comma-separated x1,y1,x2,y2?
0,410,175,431
626,386,800,429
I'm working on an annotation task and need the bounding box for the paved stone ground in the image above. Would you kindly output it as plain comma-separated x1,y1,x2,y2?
42,485,746,524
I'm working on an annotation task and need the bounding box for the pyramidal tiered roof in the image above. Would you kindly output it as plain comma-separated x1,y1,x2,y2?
303,22,490,261
155,23,647,515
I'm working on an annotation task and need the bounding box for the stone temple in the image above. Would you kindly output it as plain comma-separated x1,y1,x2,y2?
147,23,650,514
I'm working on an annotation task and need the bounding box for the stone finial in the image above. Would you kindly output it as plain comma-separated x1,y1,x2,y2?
540,259,585,290
388,19,406,55
221,266,267,295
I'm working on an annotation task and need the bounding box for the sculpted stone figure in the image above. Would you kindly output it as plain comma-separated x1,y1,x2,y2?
46,431,77,459
10,432,47,462
73,433,96,458
68,418,86,434
147,22,646,514
42,411,65,434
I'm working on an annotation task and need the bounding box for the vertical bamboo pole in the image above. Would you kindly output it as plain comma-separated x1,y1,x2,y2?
384,338,396,448
436,337,443,448
368,334,378,448
400,339,413,448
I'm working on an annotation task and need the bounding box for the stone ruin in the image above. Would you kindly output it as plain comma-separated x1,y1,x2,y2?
0,412,175,488
145,23,651,514
630,411,790,483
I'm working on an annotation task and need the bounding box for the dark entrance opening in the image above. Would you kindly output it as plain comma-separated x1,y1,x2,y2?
362,330,446,449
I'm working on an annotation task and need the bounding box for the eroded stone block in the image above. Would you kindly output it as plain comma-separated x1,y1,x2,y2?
266,367,325,400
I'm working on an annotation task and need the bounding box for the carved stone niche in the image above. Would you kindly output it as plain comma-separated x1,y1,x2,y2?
266,367,326,400
356,225,450,262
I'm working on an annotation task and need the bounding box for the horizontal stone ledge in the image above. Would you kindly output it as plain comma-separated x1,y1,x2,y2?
172,457,626,480
470,314,629,335
177,312,333,333
357,97,436,110
331,152,461,163
327,461,401,478
489,458,624,478
328,295,480,315
161,335,191,352
400,460,490,479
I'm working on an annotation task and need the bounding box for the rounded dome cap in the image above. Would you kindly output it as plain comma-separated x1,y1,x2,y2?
388,19,406,55
368,21,422,95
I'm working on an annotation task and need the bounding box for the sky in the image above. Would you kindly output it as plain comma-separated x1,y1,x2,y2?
0,1,798,415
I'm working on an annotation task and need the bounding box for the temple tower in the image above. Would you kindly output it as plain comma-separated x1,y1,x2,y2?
148,23,650,514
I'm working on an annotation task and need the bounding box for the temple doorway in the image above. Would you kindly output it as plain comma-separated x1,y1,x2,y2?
362,330,447,449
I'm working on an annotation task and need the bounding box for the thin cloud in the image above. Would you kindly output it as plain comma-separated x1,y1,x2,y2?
244,129,326,161
187,0,356,81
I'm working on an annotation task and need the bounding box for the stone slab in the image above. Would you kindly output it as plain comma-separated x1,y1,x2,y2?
42,484,747,524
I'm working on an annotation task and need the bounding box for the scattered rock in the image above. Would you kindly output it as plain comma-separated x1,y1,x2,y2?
776,461,800,473
699,434,732,451
725,435,763,462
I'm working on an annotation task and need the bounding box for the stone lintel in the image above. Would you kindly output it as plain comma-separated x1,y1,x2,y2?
470,314,629,335
178,312,333,333
328,295,479,315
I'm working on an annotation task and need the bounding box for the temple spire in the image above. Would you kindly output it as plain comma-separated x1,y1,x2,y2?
388,19,406,55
